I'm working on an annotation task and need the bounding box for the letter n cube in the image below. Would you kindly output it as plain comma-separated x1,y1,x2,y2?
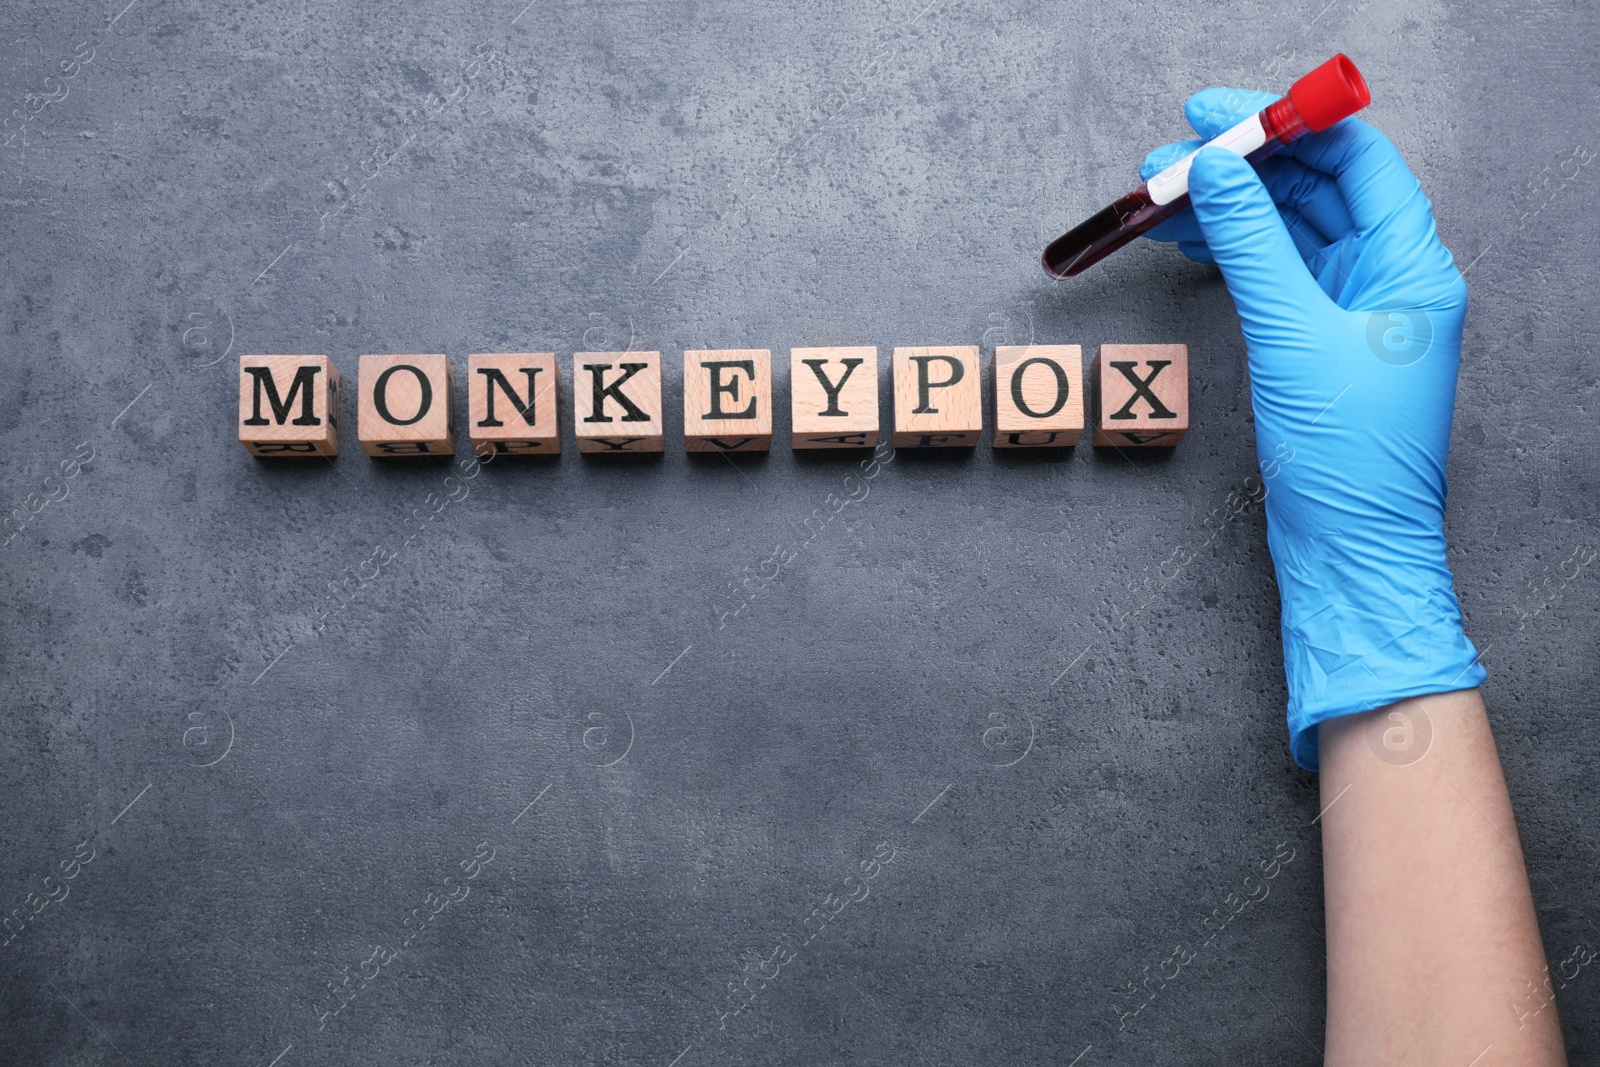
468,353,560,456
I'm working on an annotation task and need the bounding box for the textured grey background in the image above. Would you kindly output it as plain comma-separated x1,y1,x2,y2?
2,0,1597,1063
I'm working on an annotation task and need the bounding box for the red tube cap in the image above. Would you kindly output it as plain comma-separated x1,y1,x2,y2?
1288,53,1371,132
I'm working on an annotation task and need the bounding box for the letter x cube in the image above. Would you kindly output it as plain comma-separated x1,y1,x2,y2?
1092,344,1188,448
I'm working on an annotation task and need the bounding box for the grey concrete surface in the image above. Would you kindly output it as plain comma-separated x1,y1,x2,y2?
2,0,1596,1063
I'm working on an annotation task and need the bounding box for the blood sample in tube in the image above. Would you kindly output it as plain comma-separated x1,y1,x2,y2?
1042,54,1371,278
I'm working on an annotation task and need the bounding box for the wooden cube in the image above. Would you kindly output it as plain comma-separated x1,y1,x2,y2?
573,351,664,453
891,345,981,447
1092,344,1188,448
238,355,340,457
790,346,878,449
683,349,772,452
467,353,560,456
358,354,455,456
993,345,1083,448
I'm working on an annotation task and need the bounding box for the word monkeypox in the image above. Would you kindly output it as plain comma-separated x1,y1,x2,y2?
238,344,1189,459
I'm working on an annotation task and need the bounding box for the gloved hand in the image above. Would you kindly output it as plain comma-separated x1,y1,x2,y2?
1140,88,1484,770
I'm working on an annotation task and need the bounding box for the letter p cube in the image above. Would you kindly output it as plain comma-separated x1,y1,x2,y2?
891,345,981,448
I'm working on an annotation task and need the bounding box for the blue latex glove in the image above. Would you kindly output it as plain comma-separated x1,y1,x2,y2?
1140,88,1485,770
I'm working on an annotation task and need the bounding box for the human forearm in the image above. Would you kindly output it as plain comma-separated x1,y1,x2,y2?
1318,689,1565,1065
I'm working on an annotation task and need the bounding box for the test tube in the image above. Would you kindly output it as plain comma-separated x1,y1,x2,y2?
1041,54,1372,278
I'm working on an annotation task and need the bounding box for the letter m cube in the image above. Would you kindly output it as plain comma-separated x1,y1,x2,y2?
239,355,340,457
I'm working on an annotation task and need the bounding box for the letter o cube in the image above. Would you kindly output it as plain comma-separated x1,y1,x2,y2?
993,344,1084,447
358,353,455,457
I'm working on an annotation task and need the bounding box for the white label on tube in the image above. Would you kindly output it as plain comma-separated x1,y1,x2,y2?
1146,112,1267,206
